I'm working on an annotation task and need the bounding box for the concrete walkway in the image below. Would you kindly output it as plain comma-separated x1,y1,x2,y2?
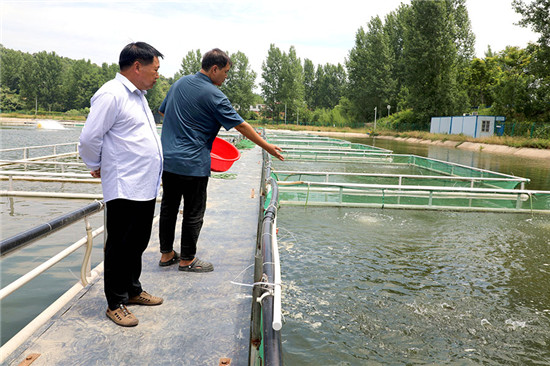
5,146,264,366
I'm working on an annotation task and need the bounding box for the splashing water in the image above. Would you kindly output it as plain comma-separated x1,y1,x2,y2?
36,119,65,130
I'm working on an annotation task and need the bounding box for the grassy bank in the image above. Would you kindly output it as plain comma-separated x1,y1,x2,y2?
375,129,550,150
249,121,369,135
0,112,86,122
248,121,550,150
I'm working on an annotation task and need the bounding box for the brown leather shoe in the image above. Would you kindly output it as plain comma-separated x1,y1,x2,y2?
127,291,163,306
106,304,138,327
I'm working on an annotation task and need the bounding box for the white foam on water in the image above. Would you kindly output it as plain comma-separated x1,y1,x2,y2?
36,119,65,130
505,319,526,330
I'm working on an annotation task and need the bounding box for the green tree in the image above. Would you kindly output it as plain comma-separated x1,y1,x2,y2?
100,62,119,84
146,75,171,119
260,44,284,120
465,57,496,108
175,50,202,80
346,16,394,123
384,5,409,111
491,46,540,120
0,46,26,93
220,51,257,118
64,59,103,110
279,46,304,122
30,51,64,111
303,58,315,108
0,86,24,111
403,0,461,128
19,54,40,111
513,0,550,121
317,63,346,110
513,0,550,47
447,0,476,112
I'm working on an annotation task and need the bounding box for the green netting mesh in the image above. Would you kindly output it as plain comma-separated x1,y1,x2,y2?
267,137,390,152
276,182,550,213
265,132,547,213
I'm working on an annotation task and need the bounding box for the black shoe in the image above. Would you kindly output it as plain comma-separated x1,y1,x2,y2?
159,251,179,267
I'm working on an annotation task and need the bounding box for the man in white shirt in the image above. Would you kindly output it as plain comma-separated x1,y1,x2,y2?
79,42,165,327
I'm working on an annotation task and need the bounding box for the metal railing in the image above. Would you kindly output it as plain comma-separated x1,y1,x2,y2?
249,141,283,365
0,160,87,173
274,170,528,190
0,170,100,189
0,142,79,160
276,181,550,213
0,201,105,363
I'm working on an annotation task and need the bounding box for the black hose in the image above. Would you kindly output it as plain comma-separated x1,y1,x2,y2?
0,201,104,257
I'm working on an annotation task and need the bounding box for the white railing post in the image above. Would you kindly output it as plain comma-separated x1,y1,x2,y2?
80,217,94,286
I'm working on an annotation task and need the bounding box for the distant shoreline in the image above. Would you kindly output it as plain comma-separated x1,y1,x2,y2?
2,117,549,159
278,129,550,160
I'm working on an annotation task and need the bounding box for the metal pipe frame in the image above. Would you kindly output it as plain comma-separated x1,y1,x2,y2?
274,170,528,186
0,201,104,257
277,181,550,213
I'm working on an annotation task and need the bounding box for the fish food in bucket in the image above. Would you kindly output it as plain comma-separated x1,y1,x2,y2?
210,137,241,172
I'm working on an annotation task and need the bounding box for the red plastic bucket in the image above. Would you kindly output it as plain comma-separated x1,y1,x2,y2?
210,137,241,172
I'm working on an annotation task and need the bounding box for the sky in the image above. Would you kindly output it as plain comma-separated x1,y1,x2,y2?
0,0,540,83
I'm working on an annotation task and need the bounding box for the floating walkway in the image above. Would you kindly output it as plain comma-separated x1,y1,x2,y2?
2,146,267,365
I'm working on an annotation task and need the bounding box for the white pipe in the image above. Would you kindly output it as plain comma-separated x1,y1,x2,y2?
0,226,104,300
0,159,85,167
278,200,550,214
0,176,100,184
0,263,104,364
274,170,527,183
271,215,282,331
0,152,79,164
0,170,92,178
0,191,103,200
0,142,78,153
276,181,550,195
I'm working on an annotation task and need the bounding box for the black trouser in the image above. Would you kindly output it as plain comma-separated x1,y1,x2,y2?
104,198,156,310
159,171,208,261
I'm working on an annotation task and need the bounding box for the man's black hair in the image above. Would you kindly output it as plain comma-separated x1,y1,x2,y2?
119,42,164,71
201,48,232,71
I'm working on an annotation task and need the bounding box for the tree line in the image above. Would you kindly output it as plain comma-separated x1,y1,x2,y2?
1,0,548,132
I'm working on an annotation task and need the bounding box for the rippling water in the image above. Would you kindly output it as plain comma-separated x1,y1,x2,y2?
2,126,550,362
278,207,550,365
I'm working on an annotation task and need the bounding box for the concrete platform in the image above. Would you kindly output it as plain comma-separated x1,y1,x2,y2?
4,146,264,366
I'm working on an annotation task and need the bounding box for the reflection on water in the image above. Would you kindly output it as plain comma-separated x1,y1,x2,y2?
279,207,550,365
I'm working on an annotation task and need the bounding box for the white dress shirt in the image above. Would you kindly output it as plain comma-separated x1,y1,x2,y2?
78,73,163,202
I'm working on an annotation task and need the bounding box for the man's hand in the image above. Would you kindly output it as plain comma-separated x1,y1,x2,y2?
90,169,101,178
267,144,284,161
234,122,285,161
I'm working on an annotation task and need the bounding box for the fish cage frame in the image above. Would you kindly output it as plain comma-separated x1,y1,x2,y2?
267,132,550,214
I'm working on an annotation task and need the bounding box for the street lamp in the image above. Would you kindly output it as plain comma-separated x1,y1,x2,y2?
374,107,377,131
387,105,391,117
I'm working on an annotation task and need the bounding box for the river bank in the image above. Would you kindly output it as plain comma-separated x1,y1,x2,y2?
308,131,550,160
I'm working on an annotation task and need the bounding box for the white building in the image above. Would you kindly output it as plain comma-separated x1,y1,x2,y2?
430,115,506,138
